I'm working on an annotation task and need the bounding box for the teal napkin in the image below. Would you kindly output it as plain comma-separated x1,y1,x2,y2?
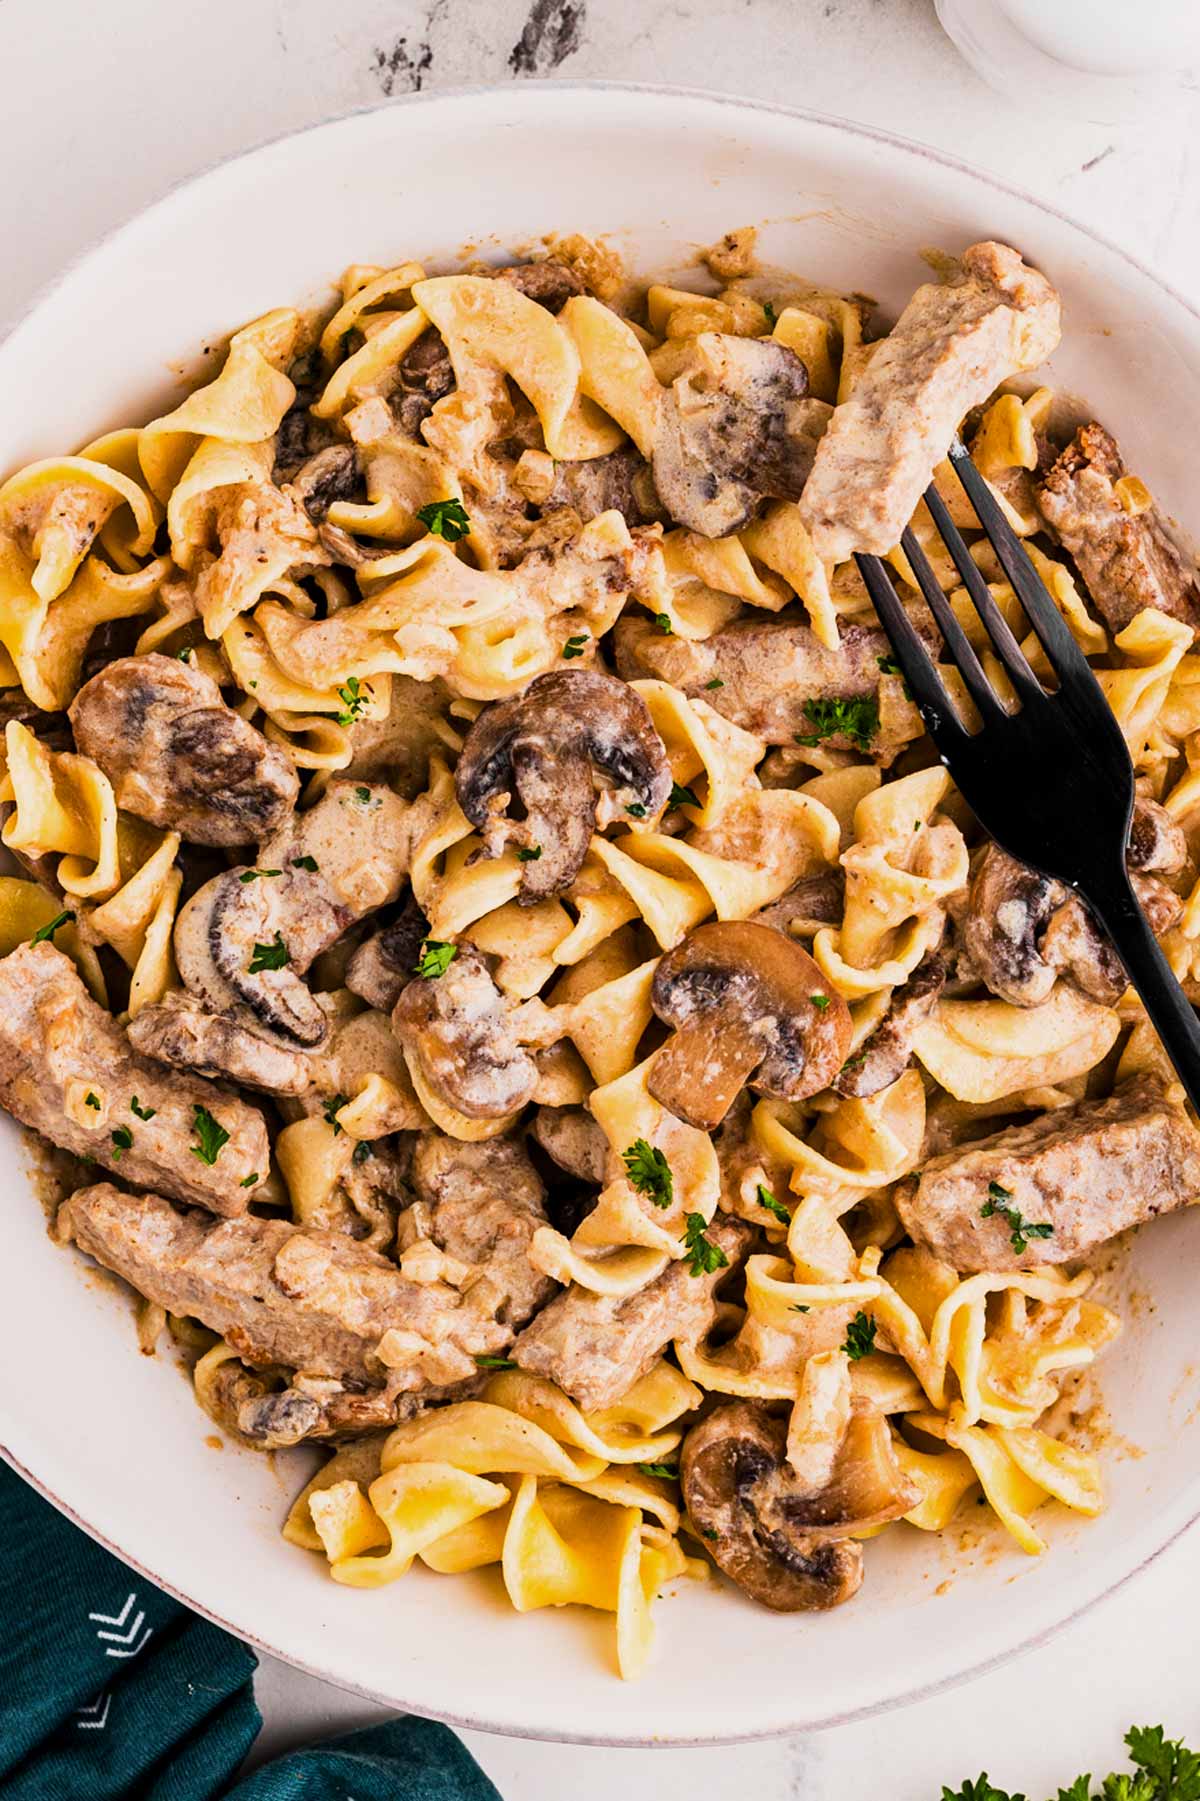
0,1461,502,1800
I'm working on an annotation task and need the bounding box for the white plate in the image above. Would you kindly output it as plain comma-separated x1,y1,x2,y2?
2,84,1200,1746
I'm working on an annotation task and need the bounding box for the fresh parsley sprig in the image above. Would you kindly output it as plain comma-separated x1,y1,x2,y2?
980,1182,1054,1257
335,674,372,726
414,939,457,979
248,933,290,973
622,1139,673,1209
795,695,879,753
842,1310,877,1361
30,909,75,946
191,1105,230,1167
941,1722,1200,1801
682,1213,728,1278
755,1183,791,1227
417,498,471,542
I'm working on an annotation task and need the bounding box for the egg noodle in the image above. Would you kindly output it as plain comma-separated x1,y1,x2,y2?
2,232,1198,1679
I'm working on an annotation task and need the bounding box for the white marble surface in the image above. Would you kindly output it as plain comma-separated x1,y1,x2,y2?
2,0,1200,1794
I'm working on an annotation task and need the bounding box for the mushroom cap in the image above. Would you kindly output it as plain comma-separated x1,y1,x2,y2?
961,842,1061,1007
454,669,671,902
392,946,538,1121
173,868,334,1048
647,920,852,1130
680,1399,915,1612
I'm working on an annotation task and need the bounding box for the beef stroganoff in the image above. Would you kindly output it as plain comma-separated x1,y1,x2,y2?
3,230,1200,1677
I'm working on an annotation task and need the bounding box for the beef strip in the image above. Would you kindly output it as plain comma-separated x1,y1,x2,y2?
69,654,299,847
801,241,1061,561
0,943,265,1213
1038,423,1200,638
408,1133,555,1327
127,991,313,1096
62,1182,510,1389
512,1215,753,1412
833,953,946,1098
894,1075,1200,1272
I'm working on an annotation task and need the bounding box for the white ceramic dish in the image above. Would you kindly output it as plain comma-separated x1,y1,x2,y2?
3,84,1200,1746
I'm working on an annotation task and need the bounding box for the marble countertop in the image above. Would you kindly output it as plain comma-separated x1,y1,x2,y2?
2,0,1199,1793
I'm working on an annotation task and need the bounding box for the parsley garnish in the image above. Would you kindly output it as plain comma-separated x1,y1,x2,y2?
239,868,283,884
84,1092,101,1111
841,1051,866,1072
842,1310,877,1361
176,647,193,662
701,1527,719,1542
682,1213,729,1277
980,1182,1054,1256
794,695,879,753
790,1303,811,1314
762,299,778,328
941,1722,1200,1801
415,939,457,979
622,1139,673,1209
322,1093,348,1135
877,655,901,675
30,909,75,946
625,801,647,819
191,1105,230,1166
562,634,589,659
810,992,830,1011
353,785,378,807
240,1172,260,1188
474,1356,517,1370
669,782,700,809
248,933,290,972
653,612,674,635
352,1139,373,1165
335,674,372,725
417,498,471,543
637,1461,679,1481
292,854,319,872
704,678,724,690
516,845,542,862
756,1183,791,1226
130,1096,156,1120
110,1125,133,1162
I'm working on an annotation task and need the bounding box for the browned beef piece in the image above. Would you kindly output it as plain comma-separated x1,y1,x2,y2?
512,1216,752,1411
345,893,430,1013
529,1106,609,1186
61,1183,510,1388
0,943,265,1214
392,330,455,436
833,953,945,1098
550,445,665,527
1038,423,1200,638
409,1133,556,1328
894,1075,1200,1271
69,654,299,847
494,260,585,313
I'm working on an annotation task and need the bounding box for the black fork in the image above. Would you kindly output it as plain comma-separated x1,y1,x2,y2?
855,438,1200,1114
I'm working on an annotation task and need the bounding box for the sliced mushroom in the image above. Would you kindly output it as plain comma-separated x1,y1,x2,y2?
69,653,299,846
393,946,538,1121
647,921,852,1130
753,869,846,936
833,953,945,1098
494,259,585,312
651,333,814,537
345,893,430,1013
529,1104,610,1185
127,990,314,1094
680,1400,916,1611
284,445,362,523
454,670,671,901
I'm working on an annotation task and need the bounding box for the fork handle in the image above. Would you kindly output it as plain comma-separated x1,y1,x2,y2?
1085,867,1200,1115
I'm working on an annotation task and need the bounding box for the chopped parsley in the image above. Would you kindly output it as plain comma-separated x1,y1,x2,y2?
130,1096,156,1121
562,634,589,659
682,1213,729,1278
980,1182,1054,1256
240,1172,260,1188
841,1050,866,1072
110,1125,133,1162
415,939,457,979
842,1310,877,1361
701,1527,719,1542
416,498,471,543
622,1139,673,1209
84,1092,101,1111
322,1093,349,1135
191,1105,230,1166
353,785,379,807
474,1356,517,1371
637,1461,679,1481
756,1183,791,1227
876,655,901,675
669,782,700,809
653,612,674,635
176,647,193,663
352,1139,373,1166
703,678,724,690
239,868,283,884
292,854,319,873
625,801,647,819
762,299,778,328
30,909,75,946
248,933,290,973
794,695,879,753
335,674,372,725
790,1303,811,1314
516,845,542,862
810,992,830,1011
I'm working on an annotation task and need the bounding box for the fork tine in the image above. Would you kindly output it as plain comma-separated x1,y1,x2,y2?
897,527,1006,723
854,553,968,757
922,480,1047,705
946,439,1084,674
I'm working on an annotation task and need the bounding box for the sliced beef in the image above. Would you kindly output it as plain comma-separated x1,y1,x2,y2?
345,893,430,1013
0,943,265,1214
529,1106,609,1186
69,653,299,847
801,241,1061,561
494,260,585,312
1038,423,1200,638
894,1075,1200,1271
408,1133,555,1327
512,1215,752,1411
833,953,945,1098
127,991,313,1096
62,1182,509,1389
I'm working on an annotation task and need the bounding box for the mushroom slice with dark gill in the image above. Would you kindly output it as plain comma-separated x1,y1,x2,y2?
69,653,299,846
393,946,539,1121
454,669,671,902
833,953,945,1098
283,444,363,523
127,991,313,1095
652,332,815,537
647,921,853,1131
681,1400,917,1611
345,893,430,1013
